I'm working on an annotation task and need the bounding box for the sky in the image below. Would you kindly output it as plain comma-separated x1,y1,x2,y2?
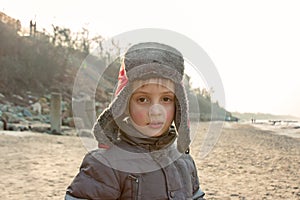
1,0,300,118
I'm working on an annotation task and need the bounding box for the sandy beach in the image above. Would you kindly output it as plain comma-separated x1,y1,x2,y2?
0,122,299,200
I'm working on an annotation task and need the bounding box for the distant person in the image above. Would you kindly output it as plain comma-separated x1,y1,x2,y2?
30,20,36,36
65,42,205,199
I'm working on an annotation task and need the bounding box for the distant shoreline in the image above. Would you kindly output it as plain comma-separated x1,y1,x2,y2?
246,121,300,139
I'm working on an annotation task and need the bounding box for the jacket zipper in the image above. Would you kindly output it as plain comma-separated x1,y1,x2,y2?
128,174,139,200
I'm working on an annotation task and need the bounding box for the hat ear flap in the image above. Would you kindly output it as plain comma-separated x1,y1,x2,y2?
93,108,119,146
93,83,132,147
174,84,191,153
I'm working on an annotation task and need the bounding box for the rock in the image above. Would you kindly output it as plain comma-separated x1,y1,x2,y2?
50,129,62,135
23,108,33,117
30,125,50,133
17,125,29,131
12,94,23,101
7,124,17,131
17,112,23,117
1,112,20,123
41,104,50,115
31,102,41,115
62,117,73,127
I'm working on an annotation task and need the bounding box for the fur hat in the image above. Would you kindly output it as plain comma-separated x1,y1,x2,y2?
93,42,190,153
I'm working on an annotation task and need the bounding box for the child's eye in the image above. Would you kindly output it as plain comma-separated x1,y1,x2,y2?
137,97,149,103
162,97,174,102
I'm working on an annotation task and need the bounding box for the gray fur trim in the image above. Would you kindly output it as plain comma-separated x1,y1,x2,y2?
126,63,182,83
124,42,184,77
174,82,191,153
93,108,118,146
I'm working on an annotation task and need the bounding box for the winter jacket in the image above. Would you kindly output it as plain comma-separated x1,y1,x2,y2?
66,130,205,200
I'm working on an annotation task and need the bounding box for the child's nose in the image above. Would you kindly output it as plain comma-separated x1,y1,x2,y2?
149,104,164,116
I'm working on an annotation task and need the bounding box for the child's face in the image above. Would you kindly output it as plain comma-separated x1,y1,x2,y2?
129,79,175,137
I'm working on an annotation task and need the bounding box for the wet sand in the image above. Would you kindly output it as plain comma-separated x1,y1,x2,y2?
0,122,299,199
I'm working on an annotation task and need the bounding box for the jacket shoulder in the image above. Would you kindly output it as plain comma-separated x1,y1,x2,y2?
66,149,121,199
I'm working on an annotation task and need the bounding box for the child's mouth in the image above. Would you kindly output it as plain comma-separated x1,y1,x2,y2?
147,122,163,129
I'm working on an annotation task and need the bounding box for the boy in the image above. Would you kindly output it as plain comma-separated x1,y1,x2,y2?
66,42,205,199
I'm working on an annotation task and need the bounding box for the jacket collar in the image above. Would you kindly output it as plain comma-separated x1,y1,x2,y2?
119,124,177,152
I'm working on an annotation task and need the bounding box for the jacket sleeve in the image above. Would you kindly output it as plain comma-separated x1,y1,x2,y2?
65,193,87,200
193,189,206,200
66,150,121,200
187,155,205,200
191,164,205,199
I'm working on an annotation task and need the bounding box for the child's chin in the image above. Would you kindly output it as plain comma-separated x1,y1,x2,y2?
143,129,164,138
133,125,165,137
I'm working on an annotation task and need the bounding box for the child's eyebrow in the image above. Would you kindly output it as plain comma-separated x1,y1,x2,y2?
133,91,174,95
162,91,175,95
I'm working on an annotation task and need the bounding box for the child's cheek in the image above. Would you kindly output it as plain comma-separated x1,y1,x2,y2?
166,112,173,121
166,108,175,121
135,111,145,119
132,109,147,123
